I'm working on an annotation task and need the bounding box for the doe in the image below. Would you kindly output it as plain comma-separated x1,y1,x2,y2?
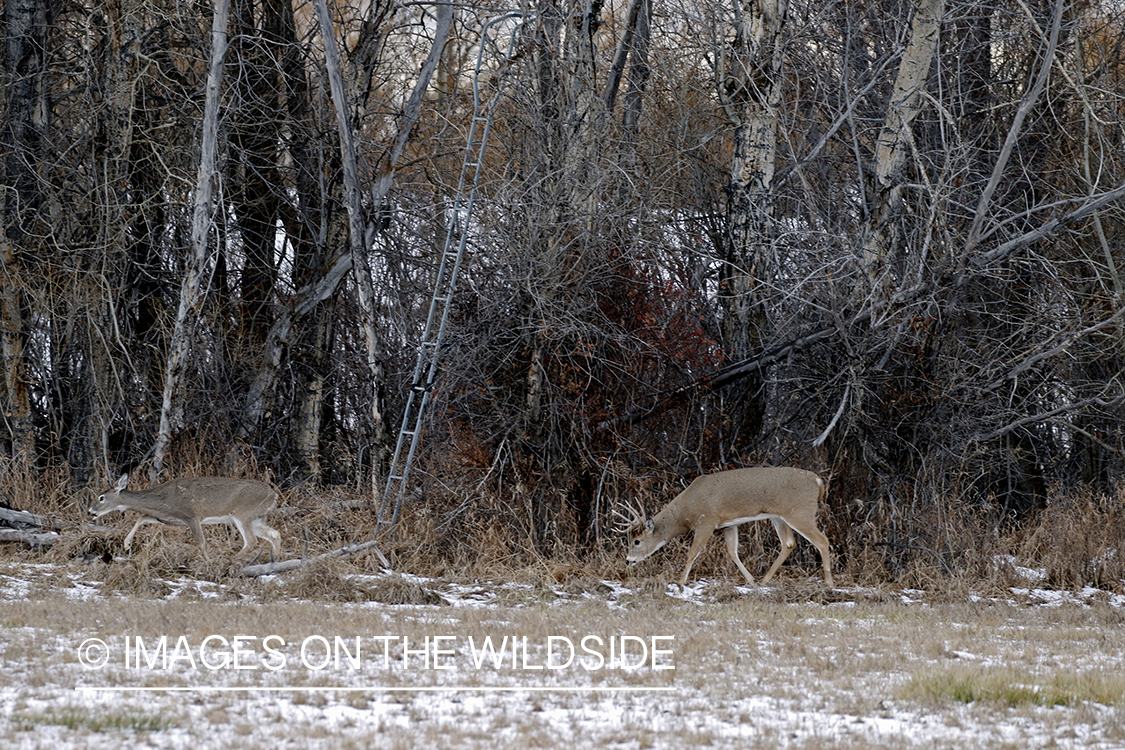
90,474,282,559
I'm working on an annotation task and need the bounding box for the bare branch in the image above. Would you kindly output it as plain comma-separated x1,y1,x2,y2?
964,0,1065,253
973,396,1125,443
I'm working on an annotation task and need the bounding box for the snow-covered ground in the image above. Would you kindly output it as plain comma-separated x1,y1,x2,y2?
1,560,1123,749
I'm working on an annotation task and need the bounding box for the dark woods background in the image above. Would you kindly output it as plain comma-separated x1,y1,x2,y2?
2,0,1124,579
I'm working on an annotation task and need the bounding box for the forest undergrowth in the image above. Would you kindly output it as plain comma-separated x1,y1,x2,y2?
3,454,1122,599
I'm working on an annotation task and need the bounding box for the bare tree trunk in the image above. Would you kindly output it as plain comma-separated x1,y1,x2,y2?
606,0,651,203
276,0,332,483
229,0,282,349
860,0,944,279
293,310,332,481
85,0,147,479
153,0,229,479
0,0,49,468
238,252,354,443
719,0,789,454
620,0,651,136
525,1,606,428
603,0,645,111
0,240,33,464
312,0,453,491
313,0,385,491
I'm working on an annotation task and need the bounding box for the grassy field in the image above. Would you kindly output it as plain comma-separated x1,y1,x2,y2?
1,556,1124,749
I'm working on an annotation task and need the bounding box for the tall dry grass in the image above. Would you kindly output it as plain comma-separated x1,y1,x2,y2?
1,454,1122,593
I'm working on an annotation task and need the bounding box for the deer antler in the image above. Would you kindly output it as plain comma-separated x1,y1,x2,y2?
612,502,645,534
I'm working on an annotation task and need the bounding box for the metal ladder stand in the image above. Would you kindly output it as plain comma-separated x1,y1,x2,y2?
378,13,526,528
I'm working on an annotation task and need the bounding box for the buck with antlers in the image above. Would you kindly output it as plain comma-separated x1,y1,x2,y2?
616,467,834,586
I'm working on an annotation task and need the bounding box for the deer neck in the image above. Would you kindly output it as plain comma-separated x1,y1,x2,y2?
653,503,692,540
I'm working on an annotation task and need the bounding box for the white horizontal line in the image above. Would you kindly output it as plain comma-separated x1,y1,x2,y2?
76,685,676,693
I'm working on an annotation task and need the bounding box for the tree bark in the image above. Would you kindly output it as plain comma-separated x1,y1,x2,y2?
603,0,645,111
314,0,382,458
0,240,33,464
720,0,789,453
860,0,944,279
526,1,606,428
264,0,333,481
153,0,230,478
0,0,49,467
620,0,652,136
230,0,282,349
87,0,146,479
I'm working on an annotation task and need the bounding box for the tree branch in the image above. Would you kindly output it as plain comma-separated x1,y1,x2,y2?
964,0,1064,253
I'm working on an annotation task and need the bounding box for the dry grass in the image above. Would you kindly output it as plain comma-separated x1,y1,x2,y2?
2,456,1122,597
1015,487,1125,589
4,458,1125,747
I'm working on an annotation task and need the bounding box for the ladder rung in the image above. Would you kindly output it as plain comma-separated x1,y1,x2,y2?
381,22,519,530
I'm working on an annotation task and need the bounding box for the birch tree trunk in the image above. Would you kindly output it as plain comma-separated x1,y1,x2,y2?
312,0,386,490
153,0,229,478
720,0,789,453
311,0,452,491
280,0,333,482
860,0,944,280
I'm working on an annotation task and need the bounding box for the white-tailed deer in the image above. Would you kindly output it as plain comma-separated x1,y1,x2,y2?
89,475,282,559
616,467,833,586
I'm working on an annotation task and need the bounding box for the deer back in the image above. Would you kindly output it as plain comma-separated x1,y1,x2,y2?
92,476,277,523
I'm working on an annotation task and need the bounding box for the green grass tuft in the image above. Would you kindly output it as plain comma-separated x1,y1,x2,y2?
904,665,1125,707
12,708,171,733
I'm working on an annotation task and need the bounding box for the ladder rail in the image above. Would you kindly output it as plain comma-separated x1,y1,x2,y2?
379,13,526,527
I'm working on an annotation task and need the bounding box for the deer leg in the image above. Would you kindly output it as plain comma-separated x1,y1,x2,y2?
722,526,756,585
760,519,797,584
230,518,257,553
251,518,281,558
783,517,837,584
679,524,716,584
185,519,209,560
793,525,834,587
123,517,159,551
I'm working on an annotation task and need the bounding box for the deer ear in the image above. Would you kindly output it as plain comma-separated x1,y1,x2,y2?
115,474,129,491
645,518,654,533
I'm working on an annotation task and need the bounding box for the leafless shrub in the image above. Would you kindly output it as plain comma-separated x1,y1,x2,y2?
1016,485,1125,590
